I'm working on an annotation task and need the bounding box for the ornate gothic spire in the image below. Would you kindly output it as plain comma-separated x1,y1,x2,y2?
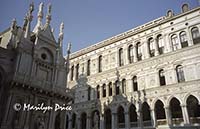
33,2,44,33
67,42,72,55
66,42,72,74
58,22,64,55
24,2,34,39
46,3,52,25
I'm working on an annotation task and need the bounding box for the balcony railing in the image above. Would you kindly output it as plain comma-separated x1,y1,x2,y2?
172,118,184,125
190,117,200,124
143,120,152,127
130,121,137,127
157,119,167,125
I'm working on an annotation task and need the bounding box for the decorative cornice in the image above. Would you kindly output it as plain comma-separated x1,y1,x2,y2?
70,6,200,60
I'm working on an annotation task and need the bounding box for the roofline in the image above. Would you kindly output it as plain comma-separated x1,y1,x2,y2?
69,6,200,60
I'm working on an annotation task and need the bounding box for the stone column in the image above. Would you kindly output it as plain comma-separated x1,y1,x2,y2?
100,85,103,99
133,45,138,62
68,115,72,129
125,112,130,129
181,104,190,125
112,81,116,96
127,78,133,93
137,110,143,128
164,106,172,126
176,32,182,49
145,40,150,59
153,37,159,56
77,116,81,129
167,34,173,52
124,45,129,65
106,83,109,97
186,27,194,46
150,108,157,127
100,114,105,129
112,113,116,129
86,114,91,129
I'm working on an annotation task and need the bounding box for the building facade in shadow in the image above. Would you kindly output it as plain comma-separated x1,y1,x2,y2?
0,3,72,129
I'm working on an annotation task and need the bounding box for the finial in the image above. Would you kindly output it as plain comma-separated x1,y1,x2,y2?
29,2,34,14
24,2,34,39
59,22,64,35
11,18,17,31
67,42,72,54
33,2,44,33
47,3,52,15
22,13,28,31
38,2,44,17
46,3,52,25
51,28,54,33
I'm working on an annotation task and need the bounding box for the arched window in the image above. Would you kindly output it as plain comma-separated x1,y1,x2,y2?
170,98,183,125
104,109,112,129
176,65,185,83
115,80,120,95
132,76,138,92
155,100,166,125
102,84,106,97
70,65,74,81
157,34,164,54
129,104,137,127
128,45,134,63
191,27,200,44
121,79,126,94
187,95,200,124
72,113,76,128
108,82,112,96
142,102,152,126
75,64,79,80
179,31,188,48
98,55,102,73
97,85,100,99
87,59,90,76
171,34,179,50
81,112,87,129
117,106,125,128
159,69,166,86
136,42,142,61
119,48,124,66
148,37,155,57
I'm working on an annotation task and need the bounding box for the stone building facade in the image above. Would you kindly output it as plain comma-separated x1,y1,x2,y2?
0,3,72,129
67,4,200,129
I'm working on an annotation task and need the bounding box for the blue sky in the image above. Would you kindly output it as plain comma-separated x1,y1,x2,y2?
0,0,199,55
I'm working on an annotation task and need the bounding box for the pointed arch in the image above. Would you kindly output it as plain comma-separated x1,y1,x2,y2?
186,95,200,124
142,102,152,126
129,104,137,127
117,106,125,128
81,112,87,129
104,108,112,129
170,97,183,125
155,100,166,125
